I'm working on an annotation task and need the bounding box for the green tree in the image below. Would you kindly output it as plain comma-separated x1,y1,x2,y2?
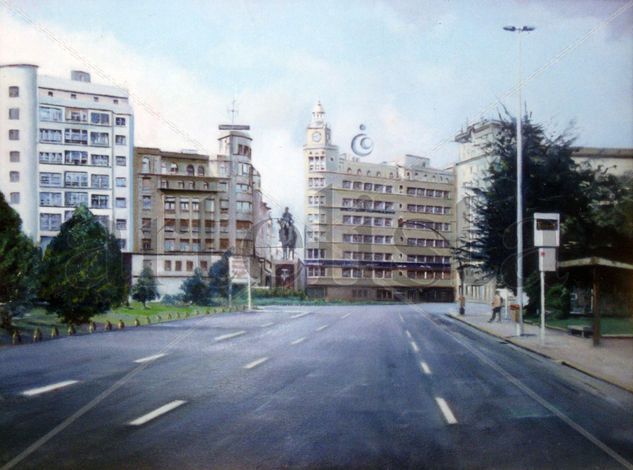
464,112,619,293
208,250,232,299
180,268,209,305
40,205,127,324
131,266,159,307
0,192,40,331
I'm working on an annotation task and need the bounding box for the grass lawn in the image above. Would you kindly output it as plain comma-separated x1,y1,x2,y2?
545,317,633,335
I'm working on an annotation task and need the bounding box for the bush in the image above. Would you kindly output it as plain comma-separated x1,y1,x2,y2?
546,283,571,319
161,294,183,305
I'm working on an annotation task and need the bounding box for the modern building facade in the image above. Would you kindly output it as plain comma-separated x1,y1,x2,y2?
131,126,272,295
303,102,456,302
0,64,134,249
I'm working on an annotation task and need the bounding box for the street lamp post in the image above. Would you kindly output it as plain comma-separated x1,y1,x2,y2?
503,25,535,336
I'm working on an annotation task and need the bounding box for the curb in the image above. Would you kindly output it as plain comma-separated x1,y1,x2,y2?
447,313,633,395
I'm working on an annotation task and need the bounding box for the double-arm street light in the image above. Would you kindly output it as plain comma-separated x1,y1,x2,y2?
398,218,466,314
503,25,535,336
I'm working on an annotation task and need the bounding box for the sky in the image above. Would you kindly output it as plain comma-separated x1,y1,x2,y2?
1,0,632,229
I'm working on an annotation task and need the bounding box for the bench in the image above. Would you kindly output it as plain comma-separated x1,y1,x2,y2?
568,325,593,338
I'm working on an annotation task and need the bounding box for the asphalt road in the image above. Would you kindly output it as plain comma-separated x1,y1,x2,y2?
1,304,632,470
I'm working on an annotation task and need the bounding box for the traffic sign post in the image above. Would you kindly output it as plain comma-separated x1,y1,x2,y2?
534,213,560,344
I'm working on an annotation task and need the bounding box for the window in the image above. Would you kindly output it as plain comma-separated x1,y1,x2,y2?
142,239,152,250
115,198,126,208
116,156,126,166
39,129,62,143
48,91,53,97
39,106,63,121
10,151,20,162
91,194,108,208
164,260,172,271
180,240,190,251
65,129,88,145
10,192,19,204
9,108,19,120
142,195,152,209
90,132,109,146
91,174,109,189
40,172,62,187
115,135,126,145
9,86,19,97
65,108,86,122
197,166,205,176
175,261,182,271
91,154,109,166
180,198,189,211
118,238,126,249
165,197,176,211
9,130,19,140
40,213,62,231
170,163,178,174
308,267,326,277
39,152,63,163
115,117,126,126
65,192,88,207
237,201,252,213
200,260,208,271
164,239,175,251
186,165,194,176
40,192,62,207
192,199,199,211
115,219,127,230
116,177,126,187
93,96,99,102
205,199,214,212
113,99,119,105
65,150,88,165
65,171,88,187
192,239,200,251
90,112,110,125
186,261,194,271
9,171,19,182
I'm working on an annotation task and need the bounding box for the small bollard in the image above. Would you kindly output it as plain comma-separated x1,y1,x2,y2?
167,313,172,320
185,311,190,318
146,316,151,324
12,330,21,344
134,318,140,327
50,326,59,338
104,320,112,331
32,327,42,342
156,315,161,322
117,320,125,330
206,309,210,315
88,321,96,333
67,325,76,336
176,312,180,319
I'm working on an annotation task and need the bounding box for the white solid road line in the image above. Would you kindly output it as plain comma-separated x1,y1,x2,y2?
316,324,329,332
435,397,458,424
134,353,167,364
410,341,420,353
420,361,432,375
291,337,306,345
341,313,351,319
128,400,187,426
244,357,269,369
398,313,404,322
291,312,310,319
260,322,275,327
21,380,79,397
405,330,412,339
214,330,246,341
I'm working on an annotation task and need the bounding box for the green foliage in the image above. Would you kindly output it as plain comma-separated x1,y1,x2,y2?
252,287,307,299
180,268,209,305
0,191,40,330
465,112,633,297
208,250,231,298
545,283,571,319
161,294,183,305
39,205,127,324
131,266,159,307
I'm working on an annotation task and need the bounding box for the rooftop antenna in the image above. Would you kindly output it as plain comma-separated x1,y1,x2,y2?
227,96,239,125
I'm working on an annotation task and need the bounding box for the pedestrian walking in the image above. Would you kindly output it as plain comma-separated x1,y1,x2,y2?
489,291,502,322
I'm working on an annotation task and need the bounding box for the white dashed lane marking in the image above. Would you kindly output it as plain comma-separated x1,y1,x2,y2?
405,330,412,339
128,400,187,426
291,337,306,345
260,322,275,328
21,380,79,397
410,341,420,353
291,312,310,319
341,313,351,319
435,397,458,424
134,353,167,364
420,361,431,375
243,357,269,370
316,325,329,332
214,331,246,342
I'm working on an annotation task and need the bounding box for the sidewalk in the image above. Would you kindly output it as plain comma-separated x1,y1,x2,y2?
449,304,633,393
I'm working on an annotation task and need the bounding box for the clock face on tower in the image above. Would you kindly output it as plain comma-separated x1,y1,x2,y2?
312,131,322,143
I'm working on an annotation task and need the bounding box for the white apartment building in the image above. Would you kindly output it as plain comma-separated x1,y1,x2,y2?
0,64,134,250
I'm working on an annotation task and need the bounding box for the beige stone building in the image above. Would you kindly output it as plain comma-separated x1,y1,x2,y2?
131,126,272,295
303,102,456,302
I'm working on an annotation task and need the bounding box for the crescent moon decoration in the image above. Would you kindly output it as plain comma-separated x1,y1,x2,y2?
351,124,374,157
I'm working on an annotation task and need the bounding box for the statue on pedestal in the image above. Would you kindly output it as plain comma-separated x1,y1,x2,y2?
278,207,296,260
